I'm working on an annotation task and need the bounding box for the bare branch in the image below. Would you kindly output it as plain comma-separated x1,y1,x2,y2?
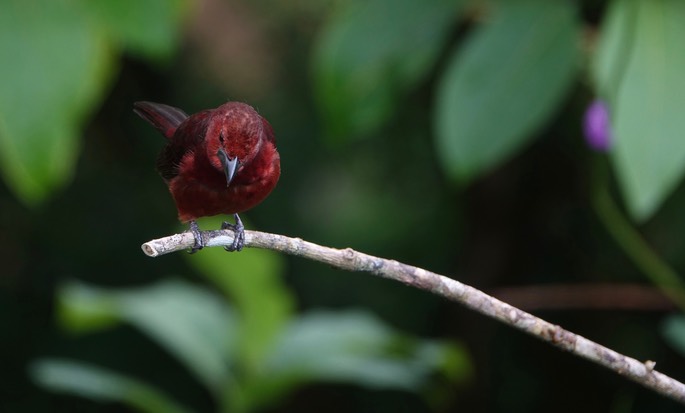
142,229,685,404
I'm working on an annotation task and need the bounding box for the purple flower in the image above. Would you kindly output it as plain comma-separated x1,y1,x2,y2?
583,100,613,152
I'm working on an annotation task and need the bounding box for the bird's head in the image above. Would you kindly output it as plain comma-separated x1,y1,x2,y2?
206,102,266,187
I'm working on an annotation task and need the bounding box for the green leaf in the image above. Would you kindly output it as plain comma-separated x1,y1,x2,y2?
78,0,188,59
58,280,236,394
31,359,194,413
591,0,635,101
662,314,685,357
434,0,578,183
596,0,685,221
0,0,113,205
57,281,121,334
186,216,293,372
0,0,188,206
243,311,471,411
313,0,462,141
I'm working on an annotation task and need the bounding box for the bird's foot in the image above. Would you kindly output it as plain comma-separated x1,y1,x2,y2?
188,220,204,254
221,213,245,252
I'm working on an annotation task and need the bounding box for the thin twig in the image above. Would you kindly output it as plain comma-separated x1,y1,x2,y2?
493,284,675,311
142,230,685,404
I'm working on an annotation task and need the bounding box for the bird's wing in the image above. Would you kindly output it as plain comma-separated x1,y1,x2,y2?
156,110,212,181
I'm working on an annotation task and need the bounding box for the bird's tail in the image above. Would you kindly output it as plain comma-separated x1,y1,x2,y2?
133,101,189,139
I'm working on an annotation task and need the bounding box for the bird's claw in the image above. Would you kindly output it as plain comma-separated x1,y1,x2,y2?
188,220,204,254
187,215,244,253
222,213,245,252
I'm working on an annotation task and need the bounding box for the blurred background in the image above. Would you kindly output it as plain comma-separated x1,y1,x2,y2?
2,0,685,412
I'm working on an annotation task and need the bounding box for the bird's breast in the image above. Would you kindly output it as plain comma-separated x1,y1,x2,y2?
169,151,280,222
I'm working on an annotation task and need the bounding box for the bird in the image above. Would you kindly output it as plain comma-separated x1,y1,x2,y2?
133,101,280,252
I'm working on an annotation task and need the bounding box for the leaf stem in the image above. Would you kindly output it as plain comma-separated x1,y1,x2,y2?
591,158,685,309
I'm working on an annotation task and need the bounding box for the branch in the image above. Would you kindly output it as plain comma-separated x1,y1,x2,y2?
142,230,685,404
493,284,675,311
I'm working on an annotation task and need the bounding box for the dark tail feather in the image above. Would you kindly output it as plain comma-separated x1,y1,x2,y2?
133,101,188,139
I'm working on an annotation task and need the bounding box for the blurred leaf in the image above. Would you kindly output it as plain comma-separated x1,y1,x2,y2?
591,0,634,101
0,0,187,206
662,314,685,357
187,216,293,372
0,0,113,205
595,0,685,221
243,310,471,411
434,0,578,183
78,0,188,59
58,279,236,394
31,359,193,413
57,282,121,333
313,0,462,141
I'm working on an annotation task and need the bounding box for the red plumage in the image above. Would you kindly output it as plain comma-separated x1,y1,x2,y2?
134,101,280,251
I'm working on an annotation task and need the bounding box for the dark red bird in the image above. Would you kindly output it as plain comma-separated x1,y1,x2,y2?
133,101,280,252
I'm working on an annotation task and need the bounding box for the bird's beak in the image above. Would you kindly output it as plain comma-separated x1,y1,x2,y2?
217,147,239,187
